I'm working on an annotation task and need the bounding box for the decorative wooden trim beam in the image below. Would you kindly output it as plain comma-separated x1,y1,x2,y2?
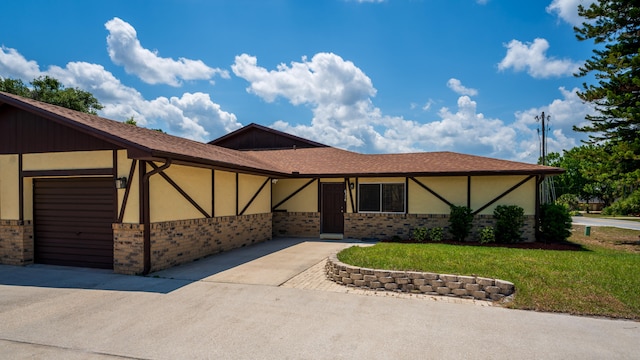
142,159,172,274
148,161,211,218
467,176,471,209
405,177,409,214
236,173,239,216
409,177,453,208
272,178,317,211
346,178,355,214
18,153,23,223
117,159,137,223
113,151,118,221
211,169,215,218
472,175,535,215
239,177,271,216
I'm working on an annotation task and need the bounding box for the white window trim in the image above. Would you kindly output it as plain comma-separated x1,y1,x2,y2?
357,182,406,214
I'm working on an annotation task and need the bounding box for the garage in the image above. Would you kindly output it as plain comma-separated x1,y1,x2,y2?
33,177,115,269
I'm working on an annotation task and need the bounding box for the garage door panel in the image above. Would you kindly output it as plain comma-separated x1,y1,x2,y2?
34,178,115,269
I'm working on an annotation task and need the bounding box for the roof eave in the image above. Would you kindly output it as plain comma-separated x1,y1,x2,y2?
277,169,565,178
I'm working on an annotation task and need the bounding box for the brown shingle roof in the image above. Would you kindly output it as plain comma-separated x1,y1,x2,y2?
0,91,563,177
247,147,564,176
0,91,284,175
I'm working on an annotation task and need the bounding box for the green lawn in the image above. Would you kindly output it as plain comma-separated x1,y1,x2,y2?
337,227,640,320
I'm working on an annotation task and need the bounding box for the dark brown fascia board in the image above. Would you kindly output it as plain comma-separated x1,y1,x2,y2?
280,169,565,179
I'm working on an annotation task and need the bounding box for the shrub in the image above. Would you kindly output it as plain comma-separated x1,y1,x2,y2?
479,226,495,244
540,203,572,242
449,205,474,241
556,193,580,211
494,205,525,243
602,189,640,216
429,227,443,242
412,227,428,242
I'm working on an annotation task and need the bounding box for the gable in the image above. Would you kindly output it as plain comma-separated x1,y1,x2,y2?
210,123,327,150
0,105,120,154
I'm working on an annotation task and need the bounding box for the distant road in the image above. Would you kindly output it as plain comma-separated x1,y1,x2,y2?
572,216,640,231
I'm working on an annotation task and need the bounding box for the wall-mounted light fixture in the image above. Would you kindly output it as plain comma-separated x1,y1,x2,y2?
115,176,128,189
272,178,279,184
349,182,355,190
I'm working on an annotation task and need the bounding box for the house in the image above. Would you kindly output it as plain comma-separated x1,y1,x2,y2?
0,91,563,274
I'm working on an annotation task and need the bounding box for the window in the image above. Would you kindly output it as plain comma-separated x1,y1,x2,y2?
358,183,405,213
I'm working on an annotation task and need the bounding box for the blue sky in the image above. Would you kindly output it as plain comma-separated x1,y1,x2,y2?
0,0,597,162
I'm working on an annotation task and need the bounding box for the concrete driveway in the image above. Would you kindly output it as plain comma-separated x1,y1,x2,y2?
1,237,639,359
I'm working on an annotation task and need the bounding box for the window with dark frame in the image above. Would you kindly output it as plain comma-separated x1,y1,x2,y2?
358,183,405,213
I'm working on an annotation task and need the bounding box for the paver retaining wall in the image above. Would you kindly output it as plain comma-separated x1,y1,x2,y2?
326,253,515,301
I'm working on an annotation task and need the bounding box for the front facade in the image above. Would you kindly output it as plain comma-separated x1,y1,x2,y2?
0,92,563,274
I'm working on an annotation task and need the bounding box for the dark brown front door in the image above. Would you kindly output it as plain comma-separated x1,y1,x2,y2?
34,177,115,269
321,183,345,233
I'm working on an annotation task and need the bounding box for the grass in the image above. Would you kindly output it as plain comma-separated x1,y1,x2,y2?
337,226,640,320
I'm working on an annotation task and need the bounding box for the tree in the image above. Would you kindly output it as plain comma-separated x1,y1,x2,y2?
0,78,30,97
0,76,103,115
574,1,640,143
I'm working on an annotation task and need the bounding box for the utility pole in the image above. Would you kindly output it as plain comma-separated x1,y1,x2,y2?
535,111,550,166
535,111,555,204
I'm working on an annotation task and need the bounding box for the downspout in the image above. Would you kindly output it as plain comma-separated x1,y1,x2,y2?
142,158,172,274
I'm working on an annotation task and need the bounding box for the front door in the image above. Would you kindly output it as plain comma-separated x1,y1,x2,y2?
321,183,345,233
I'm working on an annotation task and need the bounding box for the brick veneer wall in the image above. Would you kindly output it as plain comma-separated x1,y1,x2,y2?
272,211,320,237
344,213,536,242
0,220,34,266
114,213,273,274
326,254,515,301
113,223,145,275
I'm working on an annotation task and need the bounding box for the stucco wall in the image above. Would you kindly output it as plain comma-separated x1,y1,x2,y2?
22,150,113,171
149,163,212,223
0,155,19,220
272,178,318,212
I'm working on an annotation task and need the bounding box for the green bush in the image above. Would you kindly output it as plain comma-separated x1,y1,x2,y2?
429,227,443,242
556,193,580,211
602,189,640,216
540,203,572,242
479,226,495,244
412,227,428,242
494,205,525,243
449,205,474,241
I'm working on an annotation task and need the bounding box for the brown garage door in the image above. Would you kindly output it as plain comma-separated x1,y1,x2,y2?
34,178,115,269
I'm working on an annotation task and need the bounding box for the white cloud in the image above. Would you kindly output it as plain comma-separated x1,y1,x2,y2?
447,78,478,96
234,53,596,162
232,53,375,106
498,38,582,78
0,46,41,80
0,46,241,142
546,0,596,26
105,17,229,86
